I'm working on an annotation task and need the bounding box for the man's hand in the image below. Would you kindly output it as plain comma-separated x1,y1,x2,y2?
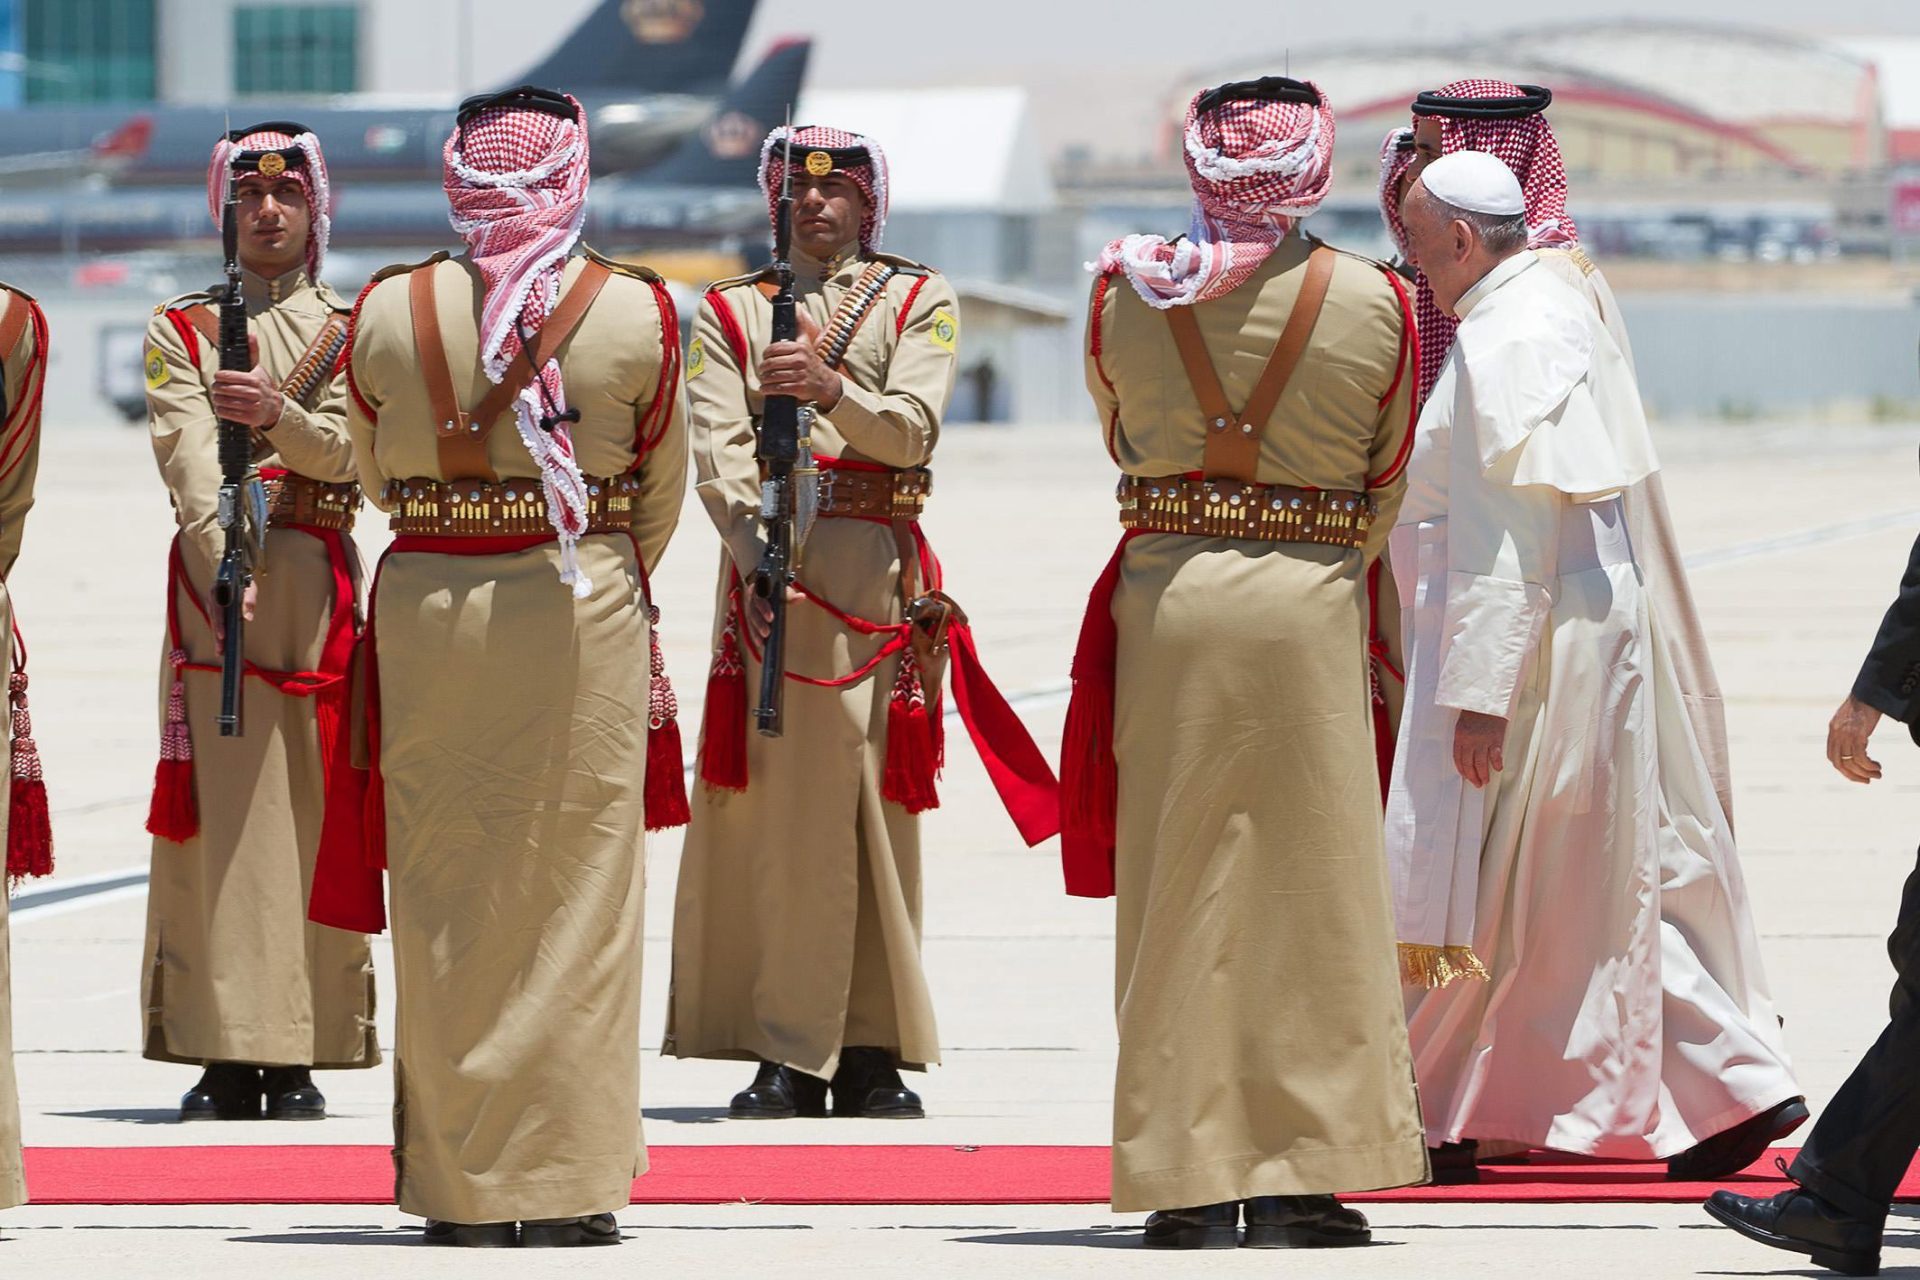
208,581,259,654
210,337,285,428
758,310,844,408
1453,710,1508,789
1828,694,1885,784
746,586,803,642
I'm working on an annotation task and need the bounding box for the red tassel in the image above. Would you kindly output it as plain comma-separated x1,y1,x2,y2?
145,649,199,842
696,605,748,793
6,670,51,882
644,606,691,831
882,652,941,814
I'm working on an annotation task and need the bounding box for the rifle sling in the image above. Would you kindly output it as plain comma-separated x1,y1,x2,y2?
412,260,613,483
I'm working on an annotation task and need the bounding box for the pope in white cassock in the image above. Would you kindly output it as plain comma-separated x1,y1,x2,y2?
1386,152,1804,1182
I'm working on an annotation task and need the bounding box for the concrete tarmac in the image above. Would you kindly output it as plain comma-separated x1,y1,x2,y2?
5,418,1920,1277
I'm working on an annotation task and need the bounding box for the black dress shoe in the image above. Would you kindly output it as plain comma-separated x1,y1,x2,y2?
423,1220,517,1248
519,1213,622,1248
1705,1188,1880,1276
830,1046,924,1118
1242,1195,1372,1248
1668,1097,1810,1180
728,1061,828,1119
179,1063,262,1121
261,1066,327,1121
1429,1140,1480,1185
1143,1202,1238,1249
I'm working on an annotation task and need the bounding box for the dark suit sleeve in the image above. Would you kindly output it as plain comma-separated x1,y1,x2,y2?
1853,531,1920,729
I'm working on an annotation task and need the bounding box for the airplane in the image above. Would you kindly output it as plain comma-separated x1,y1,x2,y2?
0,38,810,256
0,117,153,189
0,0,759,185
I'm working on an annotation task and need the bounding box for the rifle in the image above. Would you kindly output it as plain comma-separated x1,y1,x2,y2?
751,116,821,738
210,153,266,737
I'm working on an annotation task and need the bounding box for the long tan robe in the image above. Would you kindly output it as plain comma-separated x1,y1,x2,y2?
0,283,44,1210
666,246,960,1079
1087,236,1430,1212
141,267,377,1070
346,251,686,1224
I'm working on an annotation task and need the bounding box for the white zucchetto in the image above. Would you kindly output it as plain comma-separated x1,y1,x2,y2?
1420,151,1525,216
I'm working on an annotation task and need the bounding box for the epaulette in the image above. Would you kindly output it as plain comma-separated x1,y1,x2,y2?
707,265,775,294
370,250,450,283
314,281,352,312
872,251,933,278
583,245,663,284
153,289,215,317
0,282,37,304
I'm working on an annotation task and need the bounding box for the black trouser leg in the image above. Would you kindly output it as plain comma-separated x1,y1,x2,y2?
1792,844,1920,1223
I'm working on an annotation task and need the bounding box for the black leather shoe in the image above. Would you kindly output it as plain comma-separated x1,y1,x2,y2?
1242,1195,1371,1248
1704,1188,1881,1276
830,1046,924,1118
1668,1097,1810,1180
423,1220,516,1248
519,1213,621,1248
1429,1140,1480,1185
261,1066,327,1120
1143,1202,1238,1249
179,1063,262,1121
728,1061,828,1119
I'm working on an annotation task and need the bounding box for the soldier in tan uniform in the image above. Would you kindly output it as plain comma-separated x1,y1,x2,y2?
0,281,49,1211
1060,79,1427,1248
332,88,686,1247
667,125,1057,1119
140,125,375,1123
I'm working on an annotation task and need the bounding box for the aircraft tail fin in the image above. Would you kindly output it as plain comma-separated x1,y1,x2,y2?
645,38,810,188
94,115,153,160
511,0,760,102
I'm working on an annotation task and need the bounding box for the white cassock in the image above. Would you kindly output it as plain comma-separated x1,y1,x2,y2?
1385,250,1800,1158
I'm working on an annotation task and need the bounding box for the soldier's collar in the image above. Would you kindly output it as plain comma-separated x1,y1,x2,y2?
793,242,862,283
240,265,310,308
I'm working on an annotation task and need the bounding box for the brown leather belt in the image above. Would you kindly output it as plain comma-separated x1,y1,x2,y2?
264,473,360,533
817,466,933,521
1118,475,1374,548
384,474,642,537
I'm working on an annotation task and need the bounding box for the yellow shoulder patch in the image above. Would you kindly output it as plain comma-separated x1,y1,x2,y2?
687,335,707,380
928,308,958,354
144,346,170,390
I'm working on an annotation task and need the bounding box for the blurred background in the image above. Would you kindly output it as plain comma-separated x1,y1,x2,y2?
1,0,1918,426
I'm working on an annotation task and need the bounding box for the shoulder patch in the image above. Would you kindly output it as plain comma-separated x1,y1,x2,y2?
928,307,958,353
144,345,171,390
582,245,663,284
686,335,707,380
371,250,450,283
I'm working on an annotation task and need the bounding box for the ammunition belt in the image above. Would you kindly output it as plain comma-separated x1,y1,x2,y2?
383,474,642,537
263,473,361,533
1117,475,1374,548
816,465,933,521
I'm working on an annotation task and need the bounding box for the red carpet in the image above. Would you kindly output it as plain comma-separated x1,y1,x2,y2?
18,1144,1915,1206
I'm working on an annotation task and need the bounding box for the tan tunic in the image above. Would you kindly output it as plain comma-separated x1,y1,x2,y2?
0,283,44,1211
347,250,686,1223
1087,236,1429,1211
666,245,960,1077
141,267,377,1070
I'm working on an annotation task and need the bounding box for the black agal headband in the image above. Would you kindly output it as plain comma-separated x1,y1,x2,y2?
224,120,313,176
1194,76,1321,118
455,84,579,141
786,142,872,177
1411,85,1554,120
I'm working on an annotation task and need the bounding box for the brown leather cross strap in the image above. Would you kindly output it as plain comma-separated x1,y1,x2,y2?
0,292,32,364
410,258,614,483
1164,245,1335,484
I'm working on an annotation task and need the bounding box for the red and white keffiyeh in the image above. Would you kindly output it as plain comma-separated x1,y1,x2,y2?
206,126,333,279
1379,127,1416,259
1097,83,1336,309
1405,79,1578,402
443,95,595,595
759,125,890,254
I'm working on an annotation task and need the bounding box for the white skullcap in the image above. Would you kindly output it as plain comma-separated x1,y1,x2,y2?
1421,150,1524,216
